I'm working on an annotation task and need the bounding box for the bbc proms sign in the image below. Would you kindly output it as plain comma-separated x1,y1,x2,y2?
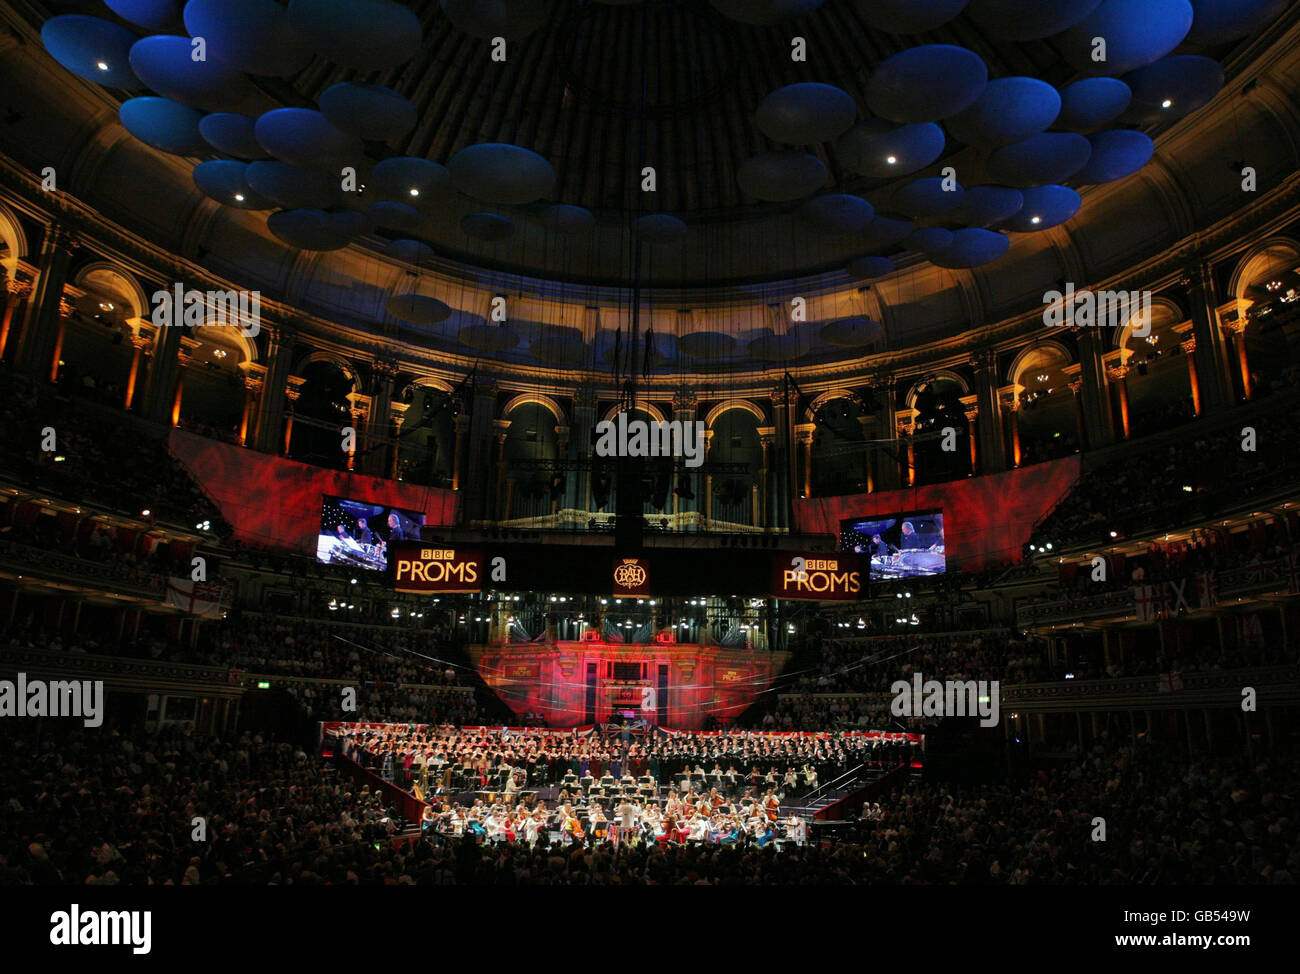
770,552,865,601
391,544,485,593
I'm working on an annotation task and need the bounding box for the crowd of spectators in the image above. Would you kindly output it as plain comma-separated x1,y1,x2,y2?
0,371,228,532
0,726,402,886
1031,397,1300,551
4,727,1291,885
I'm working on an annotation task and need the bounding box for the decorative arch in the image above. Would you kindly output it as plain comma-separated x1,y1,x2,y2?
601,400,667,424
0,203,28,276
72,261,151,320
1116,296,1183,350
905,369,970,406
1007,341,1073,386
190,323,257,365
705,398,765,428
1228,236,1300,300
503,392,566,426
404,375,456,396
803,388,861,422
295,350,359,389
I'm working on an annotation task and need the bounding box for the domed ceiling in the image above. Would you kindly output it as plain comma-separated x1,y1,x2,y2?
38,0,1285,284
22,0,1295,376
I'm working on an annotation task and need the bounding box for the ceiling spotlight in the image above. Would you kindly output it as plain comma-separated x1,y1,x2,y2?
409,188,420,197
885,155,898,165
233,193,245,202
96,61,109,71
1030,215,1042,224
1161,99,1173,109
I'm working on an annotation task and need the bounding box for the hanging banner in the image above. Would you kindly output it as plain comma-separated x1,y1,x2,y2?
770,552,865,601
391,544,485,593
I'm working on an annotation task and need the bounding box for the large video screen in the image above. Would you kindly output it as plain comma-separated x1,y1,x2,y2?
316,496,425,572
840,509,946,579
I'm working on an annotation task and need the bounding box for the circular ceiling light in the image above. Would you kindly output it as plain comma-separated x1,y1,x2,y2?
1001,185,1082,231
951,185,1024,226
836,119,946,178
42,16,142,90
193,160,275,209
1122,55,1224,124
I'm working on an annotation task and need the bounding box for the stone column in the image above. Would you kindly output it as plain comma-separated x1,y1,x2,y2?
757,427,774,524
0,274,33,363
253,323,296,453
769,380,798,530
368,359,398,476
16,226,77,381
451,414,468,491
999,388,1021,467
553,424,570,514
1066,374,1087,448
1180,336,1201,415
237,362,266,446
171,336,201,426
282,375,304,455
970,353,1006,474
492,418,511,520
345,392,372,471
960,396,979,473
124,330,152,411
1220,315,1252,401
671,386,699,516
1107,363,1131,440
1186,263,1233,411
570,383,598,512
1076,327,1114,448
896,408,918,486
389,401,409,479
795,423,815,498
464,377,500,521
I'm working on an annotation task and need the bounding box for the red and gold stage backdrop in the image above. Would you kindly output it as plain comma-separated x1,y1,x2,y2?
471,640,789,730
167,429,458,552
793,456,1080,572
